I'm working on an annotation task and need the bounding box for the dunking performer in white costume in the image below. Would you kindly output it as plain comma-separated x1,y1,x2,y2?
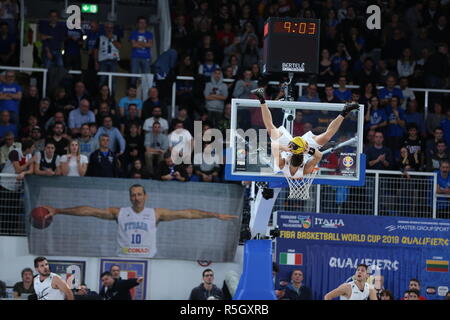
251,87,360,178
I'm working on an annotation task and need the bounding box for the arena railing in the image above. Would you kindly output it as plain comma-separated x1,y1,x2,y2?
273,169,445,220
0,170,447,236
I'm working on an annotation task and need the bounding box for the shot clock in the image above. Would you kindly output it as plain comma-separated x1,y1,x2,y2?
263,17,320,74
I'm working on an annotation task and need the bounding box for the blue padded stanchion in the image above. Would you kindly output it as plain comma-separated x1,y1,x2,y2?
233,239,276,300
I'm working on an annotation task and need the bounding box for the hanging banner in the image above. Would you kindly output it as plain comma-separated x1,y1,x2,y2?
24,176,243,262
276,211,450,300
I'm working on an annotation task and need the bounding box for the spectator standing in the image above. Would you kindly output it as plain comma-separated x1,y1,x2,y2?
203,68,228,126
189,269,224,300
34,141,61,177
99,271,143,300
0,22,15,65
318,48,335,84
144,121,169,176
118,86,143,118
283,269,313,300
85,20,101,70
60,140,88,177
86,134,121,178
64,24,83,70
0,70,22,124
78,123,98,158
94,116,126,155
0,110,16,139
366,131,393,170
68,99,96,136
129,16,153,86
95,22,122,87
13,268,34,299
385,96,406,156
38,10,66,69
46,122,69,156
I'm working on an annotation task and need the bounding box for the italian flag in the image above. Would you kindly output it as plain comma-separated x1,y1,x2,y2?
426,260,448,272
279,252,303,265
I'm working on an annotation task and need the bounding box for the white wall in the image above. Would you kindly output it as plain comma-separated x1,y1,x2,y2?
0,236,244,300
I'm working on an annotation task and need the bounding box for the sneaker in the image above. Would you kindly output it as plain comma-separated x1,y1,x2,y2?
251,87,265,100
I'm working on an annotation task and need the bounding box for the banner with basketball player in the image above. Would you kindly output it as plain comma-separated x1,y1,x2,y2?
24,176,244,262
275,212,450,300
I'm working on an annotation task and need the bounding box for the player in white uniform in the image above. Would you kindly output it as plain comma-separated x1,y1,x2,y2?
251,87,360,178
33,256,74,300
43,184,237,258
324,264,378,300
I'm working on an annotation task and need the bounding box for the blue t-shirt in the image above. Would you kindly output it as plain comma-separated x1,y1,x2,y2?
0,83,22,113
385,106,406,137
118,97,143,114
65,29,83,56
0,123,18,139
333,89,352,102
368,109,387,127
378,87,404,101
0,34,15,54
129,30,153,59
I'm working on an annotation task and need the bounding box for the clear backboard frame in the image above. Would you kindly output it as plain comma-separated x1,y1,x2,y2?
224,99,366,187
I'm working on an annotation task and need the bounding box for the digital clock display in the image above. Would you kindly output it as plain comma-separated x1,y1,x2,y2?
273,21,318,35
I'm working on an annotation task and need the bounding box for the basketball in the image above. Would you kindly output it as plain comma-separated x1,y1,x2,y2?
31,207,52,229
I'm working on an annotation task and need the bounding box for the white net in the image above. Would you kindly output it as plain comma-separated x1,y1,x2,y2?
284,168,319,200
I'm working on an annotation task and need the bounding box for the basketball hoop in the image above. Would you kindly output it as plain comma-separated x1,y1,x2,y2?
284,168,319,200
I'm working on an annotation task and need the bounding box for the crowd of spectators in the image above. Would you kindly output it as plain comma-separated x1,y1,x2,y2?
0,1,450,190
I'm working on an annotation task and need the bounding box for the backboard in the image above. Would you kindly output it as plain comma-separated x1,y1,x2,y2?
224,99,366,186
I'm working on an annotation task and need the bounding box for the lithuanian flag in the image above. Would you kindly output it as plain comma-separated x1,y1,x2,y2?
279,252,303,265
426,260,448,272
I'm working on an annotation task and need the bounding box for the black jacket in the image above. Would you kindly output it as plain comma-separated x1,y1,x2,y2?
189,283,224,300
283,283,313,300
100,278,140,300
87,149,121,177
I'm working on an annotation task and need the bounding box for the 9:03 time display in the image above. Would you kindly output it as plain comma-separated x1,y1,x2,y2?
274,21,317,35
